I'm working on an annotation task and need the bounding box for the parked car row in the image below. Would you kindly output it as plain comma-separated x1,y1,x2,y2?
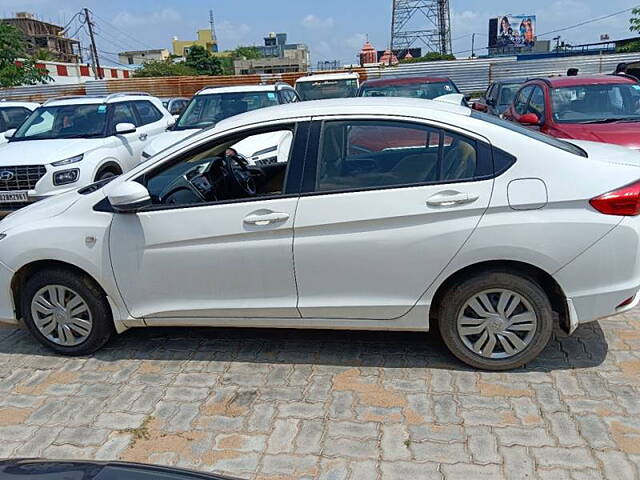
474,73,640,149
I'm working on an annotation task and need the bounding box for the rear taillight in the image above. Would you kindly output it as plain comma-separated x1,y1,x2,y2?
590,180,640,216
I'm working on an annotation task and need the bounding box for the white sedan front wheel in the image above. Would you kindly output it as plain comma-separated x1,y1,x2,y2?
21,268,115,355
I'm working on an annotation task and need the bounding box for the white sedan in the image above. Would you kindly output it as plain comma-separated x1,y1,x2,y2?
1,97,639,370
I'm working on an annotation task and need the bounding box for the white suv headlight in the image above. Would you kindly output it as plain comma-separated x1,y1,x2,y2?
52,154,84,167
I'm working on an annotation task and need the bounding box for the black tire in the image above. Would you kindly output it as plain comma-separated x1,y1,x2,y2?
438,270,554,371
21,268,115,355
96,169,120,182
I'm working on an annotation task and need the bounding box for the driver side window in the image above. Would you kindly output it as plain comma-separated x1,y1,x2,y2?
143,126,295,207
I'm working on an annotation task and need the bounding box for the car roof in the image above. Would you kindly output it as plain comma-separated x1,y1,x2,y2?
196,84,284,96
215,97,470,131
361,76,454,88
493,77,530,85
0,100,39,109
44,93,160,107
529,74,637,88
296,72,360,83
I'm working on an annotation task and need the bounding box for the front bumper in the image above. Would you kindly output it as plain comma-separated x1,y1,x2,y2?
0,261,16,325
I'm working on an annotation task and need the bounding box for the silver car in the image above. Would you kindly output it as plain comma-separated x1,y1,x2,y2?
0,98,639,370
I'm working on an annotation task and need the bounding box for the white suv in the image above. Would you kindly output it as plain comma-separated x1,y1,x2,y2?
0,93,174,213
142,83,299,161
0,100,39,145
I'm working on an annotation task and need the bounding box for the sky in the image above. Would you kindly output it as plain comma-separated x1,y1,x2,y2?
1,0,638,67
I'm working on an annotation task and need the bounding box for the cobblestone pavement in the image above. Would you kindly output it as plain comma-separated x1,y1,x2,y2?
0,309,638,480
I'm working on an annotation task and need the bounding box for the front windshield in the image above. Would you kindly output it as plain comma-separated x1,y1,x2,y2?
360,81,459,99
498,84,522,106
175,91,279,131
551,83,640,124
296,79,359,100
12,104,107,141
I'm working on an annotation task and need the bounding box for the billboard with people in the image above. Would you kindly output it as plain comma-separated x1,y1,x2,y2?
496,15,536,48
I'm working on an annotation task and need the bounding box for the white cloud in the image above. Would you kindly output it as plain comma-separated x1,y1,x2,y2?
302,14,335,29
112,8,181,27
216,20,252,48
345,33,368,50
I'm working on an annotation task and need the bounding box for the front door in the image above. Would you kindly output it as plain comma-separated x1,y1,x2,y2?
109,123,307,320
293,118,494,320
110,101,144,172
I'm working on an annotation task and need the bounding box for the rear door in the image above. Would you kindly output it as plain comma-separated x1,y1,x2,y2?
132,100,169,144
293,117,494,320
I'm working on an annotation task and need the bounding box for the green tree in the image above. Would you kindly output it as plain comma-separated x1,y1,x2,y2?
400,52,456,64
630,7,640,33
0,23,50,87
133,59,197,78
234,46,262,60
185,45,223,76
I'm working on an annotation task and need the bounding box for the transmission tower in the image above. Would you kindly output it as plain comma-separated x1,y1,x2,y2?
391,0,452,55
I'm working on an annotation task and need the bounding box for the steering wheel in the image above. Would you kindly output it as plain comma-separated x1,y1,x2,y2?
223,153,257,196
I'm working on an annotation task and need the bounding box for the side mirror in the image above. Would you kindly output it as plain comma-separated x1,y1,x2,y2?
471,102,488,112
4,129,16,139
107,181,151,213
486,98,497,107
115,122,137,135
167,117,177,127
518,113,541,125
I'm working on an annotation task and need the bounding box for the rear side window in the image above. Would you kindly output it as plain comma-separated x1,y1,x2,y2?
315,120,488,193
471,110,587,157
133,101,163,125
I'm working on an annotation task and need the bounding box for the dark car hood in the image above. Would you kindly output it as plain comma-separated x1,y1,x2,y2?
0,459,242,480
553,122,640,149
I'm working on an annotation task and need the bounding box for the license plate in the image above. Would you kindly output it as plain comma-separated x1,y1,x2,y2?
0,191,28,203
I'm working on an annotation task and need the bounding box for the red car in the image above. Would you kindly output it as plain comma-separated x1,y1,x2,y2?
503,74,640,150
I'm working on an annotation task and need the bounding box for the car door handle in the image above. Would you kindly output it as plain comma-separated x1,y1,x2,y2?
427,191,479,208
243,211,290,226
139,133,148,141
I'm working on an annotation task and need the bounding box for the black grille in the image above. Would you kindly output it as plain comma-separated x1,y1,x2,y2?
0,201,31,212
0,165,46,192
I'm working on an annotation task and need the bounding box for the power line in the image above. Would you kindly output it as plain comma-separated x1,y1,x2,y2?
93,30,138,54
537,6,639,38
452,5,640,56
89,10,155,50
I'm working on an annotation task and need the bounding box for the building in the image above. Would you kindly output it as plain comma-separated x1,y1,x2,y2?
118,49,170,66
2,12,80,63
172,30,218,57
359,41,377,65
235,32,310,75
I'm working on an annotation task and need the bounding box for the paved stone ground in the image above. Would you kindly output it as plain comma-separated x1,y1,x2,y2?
0,310,638,480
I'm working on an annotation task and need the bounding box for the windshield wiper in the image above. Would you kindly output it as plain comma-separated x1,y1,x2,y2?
577,117,640,124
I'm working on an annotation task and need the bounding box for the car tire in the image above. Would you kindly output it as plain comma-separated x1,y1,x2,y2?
438,270,554,371
96,169,119,182
21,268,115,356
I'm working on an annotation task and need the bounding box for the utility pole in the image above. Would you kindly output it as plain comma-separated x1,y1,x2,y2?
209,9,218,52
83,8,102,79
471,33,475,58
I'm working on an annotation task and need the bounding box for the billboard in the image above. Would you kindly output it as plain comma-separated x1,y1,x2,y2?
496,15,536,48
